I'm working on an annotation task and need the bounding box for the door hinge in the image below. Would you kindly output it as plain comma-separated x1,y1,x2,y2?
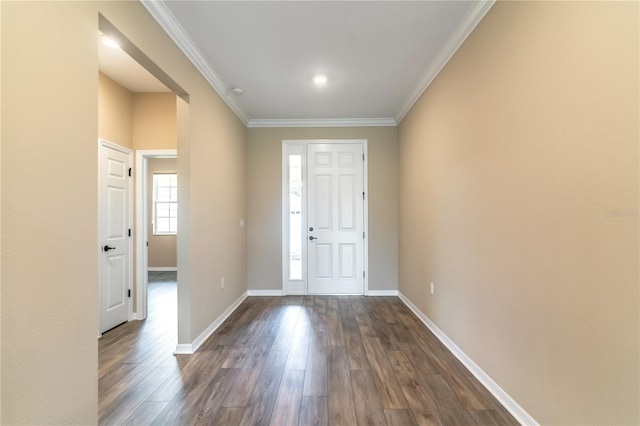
363,232,365,239
362,153,365,161
363,271,366,278
128,167,132,177
128,289,131,298
363,192,365,200
128,228,131,237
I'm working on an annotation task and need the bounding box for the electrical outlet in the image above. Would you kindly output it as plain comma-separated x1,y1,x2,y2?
221,277,225,289
430,282,435,295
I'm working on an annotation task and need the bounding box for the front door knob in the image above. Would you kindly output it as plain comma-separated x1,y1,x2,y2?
103,245,116,252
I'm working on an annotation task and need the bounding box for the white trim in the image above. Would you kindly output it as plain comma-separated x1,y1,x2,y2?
362,143,369,298
309,293,365,296
247,290,286,297
189,291,248,352
174,291,249,354
140,0,249,125
147,267,178,272
174,344,193,355
141,1,494,127
135,149,177,321
397,292,538,426
249,118,396,128
395,0,495,123
98,139,134,333
366,290,398,296
282,140,369,296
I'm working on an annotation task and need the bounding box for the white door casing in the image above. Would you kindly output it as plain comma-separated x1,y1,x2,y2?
99,140,132,334
307,143,364,294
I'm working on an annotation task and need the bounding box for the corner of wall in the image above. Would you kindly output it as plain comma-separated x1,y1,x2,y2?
397,292,538,425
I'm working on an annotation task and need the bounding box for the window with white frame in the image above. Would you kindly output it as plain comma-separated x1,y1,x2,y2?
153,173,177,235
289,154,303,280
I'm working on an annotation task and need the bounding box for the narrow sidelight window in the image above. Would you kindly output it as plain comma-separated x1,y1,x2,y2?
289,155,302,280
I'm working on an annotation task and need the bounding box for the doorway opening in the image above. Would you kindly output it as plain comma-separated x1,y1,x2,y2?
135,150,178,320
282,140,369,295
97,15,189,350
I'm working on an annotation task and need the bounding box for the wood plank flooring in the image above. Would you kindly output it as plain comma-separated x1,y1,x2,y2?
99,279,518,425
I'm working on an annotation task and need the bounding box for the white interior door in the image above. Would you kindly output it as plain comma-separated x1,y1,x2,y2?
307,143,364,294
99,141,132,333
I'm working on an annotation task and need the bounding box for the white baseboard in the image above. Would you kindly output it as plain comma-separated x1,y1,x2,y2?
174,343,193,354
247,289,285,296
148,267,178,272
397,292,538,426
247,290,398,297
247,289,400,296
367,290,399,296
173,291,248,355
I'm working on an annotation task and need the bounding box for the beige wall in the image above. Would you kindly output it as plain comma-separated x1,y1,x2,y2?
132,93,176,150
2,2,99,423
398,2,639,425
148,158,177,268
1,1,246,423
131,92,177,303
246,127,398,292
98,72,133,149
187,88,246,338
98,77,177,306
98,77,176,152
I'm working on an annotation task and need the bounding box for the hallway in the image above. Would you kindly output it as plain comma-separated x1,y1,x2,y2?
99,272,177,424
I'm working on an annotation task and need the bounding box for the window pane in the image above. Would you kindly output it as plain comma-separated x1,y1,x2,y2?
156,202,170,218
156,174,171,186
289,154,302,280
157,187,171,202
156,218,170,233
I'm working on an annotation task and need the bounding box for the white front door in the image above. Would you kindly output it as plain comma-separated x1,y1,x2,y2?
307,143,365,294
99,140,132,333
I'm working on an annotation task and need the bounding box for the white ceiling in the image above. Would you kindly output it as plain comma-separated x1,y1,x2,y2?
98,33,170,93
135,1,495,127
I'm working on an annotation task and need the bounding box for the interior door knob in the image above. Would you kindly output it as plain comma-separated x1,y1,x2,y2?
309,236,317,241
103,245,116,252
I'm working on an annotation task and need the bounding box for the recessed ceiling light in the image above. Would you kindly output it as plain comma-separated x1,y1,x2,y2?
101,36,119,49
313,74,328,86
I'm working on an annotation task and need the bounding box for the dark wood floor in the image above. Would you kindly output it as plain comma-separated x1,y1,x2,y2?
99,278,518,425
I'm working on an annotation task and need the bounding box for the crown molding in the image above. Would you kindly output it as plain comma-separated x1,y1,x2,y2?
248,118,397,128
395,0,496,124
142,0,493,128
140,0,249,125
